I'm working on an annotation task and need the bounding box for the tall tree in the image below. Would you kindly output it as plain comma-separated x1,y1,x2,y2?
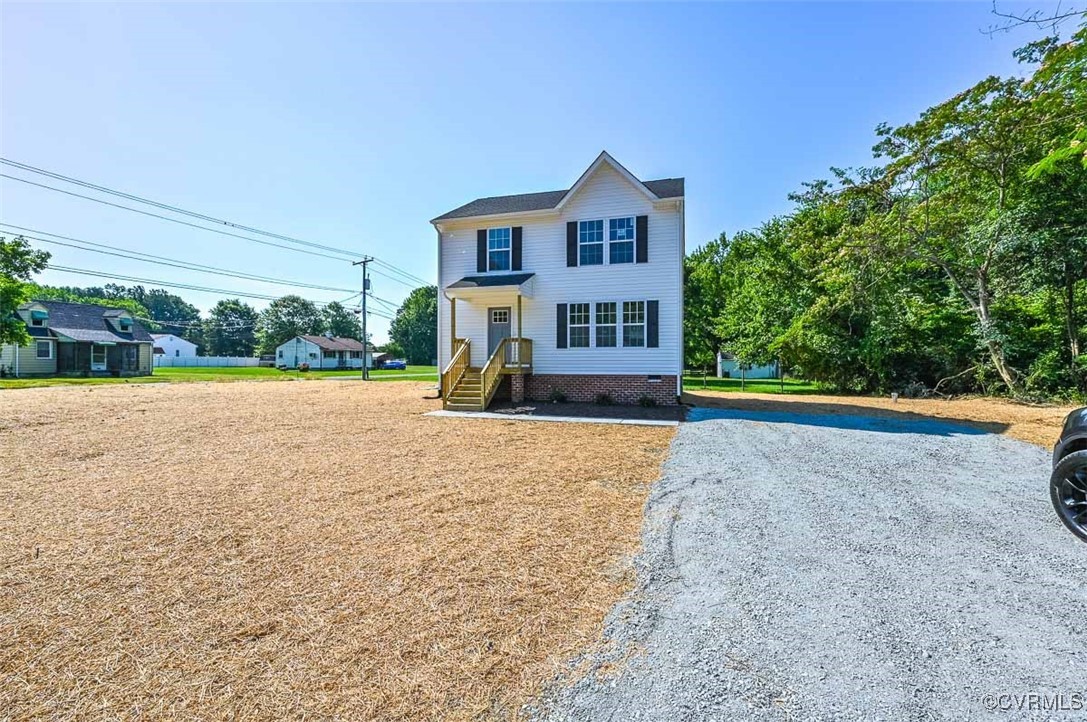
322,301,363,339
204,299,258,357
256,295,323,354
0,236,50,346
389,286,437,365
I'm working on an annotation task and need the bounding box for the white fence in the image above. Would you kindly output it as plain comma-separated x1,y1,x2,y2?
153,356,260,368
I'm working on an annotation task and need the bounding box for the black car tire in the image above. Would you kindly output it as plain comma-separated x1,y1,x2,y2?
1050,449,1087,543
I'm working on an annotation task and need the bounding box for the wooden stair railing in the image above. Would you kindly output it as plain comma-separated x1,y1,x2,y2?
440,338,470,405
479,337,507,410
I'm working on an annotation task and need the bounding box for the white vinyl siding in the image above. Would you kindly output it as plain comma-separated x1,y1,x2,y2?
437,161,683,377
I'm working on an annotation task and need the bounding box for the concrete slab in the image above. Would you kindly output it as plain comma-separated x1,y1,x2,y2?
423,410,679,427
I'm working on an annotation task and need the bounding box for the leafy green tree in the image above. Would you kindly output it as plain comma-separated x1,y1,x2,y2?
322,301,363,339
256,295,323,354
1,236,50,346
389,285,437,365
204,299,258,356
380,340,405,359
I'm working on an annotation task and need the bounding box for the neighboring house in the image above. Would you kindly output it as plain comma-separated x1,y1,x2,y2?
275,334,372,369
432,151,684,410
150,333,198,358
0,301,154,377
717,352,779,380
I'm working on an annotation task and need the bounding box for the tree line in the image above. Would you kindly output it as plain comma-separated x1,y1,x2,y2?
686,21,1086,400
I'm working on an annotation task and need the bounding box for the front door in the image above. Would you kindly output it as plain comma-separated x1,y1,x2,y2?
488,307,511,361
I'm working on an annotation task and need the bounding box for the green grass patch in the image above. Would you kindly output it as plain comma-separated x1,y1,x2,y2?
682,375,824,395
0,365,439,389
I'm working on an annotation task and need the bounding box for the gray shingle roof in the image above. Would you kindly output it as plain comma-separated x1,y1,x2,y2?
447,273,535,289
21,301,153,343
299,335,367,352
433,178,684,222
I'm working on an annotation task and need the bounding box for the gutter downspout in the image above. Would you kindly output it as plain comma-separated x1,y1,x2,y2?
14,343,19,378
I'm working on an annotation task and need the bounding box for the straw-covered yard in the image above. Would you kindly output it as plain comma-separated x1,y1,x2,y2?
0,382,673,720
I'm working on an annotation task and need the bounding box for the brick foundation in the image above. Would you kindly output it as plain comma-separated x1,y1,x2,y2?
510,374,525,403
524,374,678,406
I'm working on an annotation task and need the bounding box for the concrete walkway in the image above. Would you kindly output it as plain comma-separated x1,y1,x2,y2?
424,410,678,427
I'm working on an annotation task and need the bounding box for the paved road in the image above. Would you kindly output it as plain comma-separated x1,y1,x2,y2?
538,408,1087,721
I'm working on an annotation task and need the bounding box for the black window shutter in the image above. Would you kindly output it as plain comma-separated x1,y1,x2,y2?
556,303,568,349
477,230,487,272
511,227,523,271
566,222,578,267
647,300,659,348
636,215,649,263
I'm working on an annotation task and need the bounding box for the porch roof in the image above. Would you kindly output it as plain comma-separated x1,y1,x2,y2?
445,273,536,300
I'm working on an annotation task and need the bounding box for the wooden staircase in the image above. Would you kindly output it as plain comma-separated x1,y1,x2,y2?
440,337,533,412
445,367,485,411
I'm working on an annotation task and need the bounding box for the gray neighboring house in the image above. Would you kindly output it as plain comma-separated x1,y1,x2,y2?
1,300,154,378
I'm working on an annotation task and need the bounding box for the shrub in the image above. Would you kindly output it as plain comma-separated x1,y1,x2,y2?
594,392,613,405
637,394,658,407
548,388,567,403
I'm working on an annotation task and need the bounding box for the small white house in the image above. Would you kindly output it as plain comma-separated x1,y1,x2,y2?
275,334,372,369
151,333,198,358
717,352,779,380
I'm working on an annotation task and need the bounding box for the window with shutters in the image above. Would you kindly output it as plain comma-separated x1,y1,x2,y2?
578,220,604,266
568,303,590,348
595,302,617,347
487,228,511,271
623,301,645,347
608,217,635,264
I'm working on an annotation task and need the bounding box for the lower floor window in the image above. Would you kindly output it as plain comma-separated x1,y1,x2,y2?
623,301,645,347
568,303,590,348
35,341,51,359
323,350,336,359
595,302,617,347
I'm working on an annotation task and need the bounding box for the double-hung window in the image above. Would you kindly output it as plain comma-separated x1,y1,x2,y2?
35,341,52,359
578,220,604,266
608,217,635,264
595,302,617,347
622,301,646,347
487,228,511,271
568,303,590,348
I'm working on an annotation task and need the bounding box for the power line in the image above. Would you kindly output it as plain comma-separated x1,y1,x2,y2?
2,158,433,287
3,224,360,294
1,174,356,262
1,158,364,259
44,264,349,306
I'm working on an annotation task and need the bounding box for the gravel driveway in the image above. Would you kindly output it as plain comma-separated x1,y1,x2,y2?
537,407,1087,721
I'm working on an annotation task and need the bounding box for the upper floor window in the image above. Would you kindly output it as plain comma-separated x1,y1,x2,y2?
568,303,590,348
609,217,635,264
623,301,645,347
488,228,511,271
579,220,604,266
30,310,48,327
119,319,132,332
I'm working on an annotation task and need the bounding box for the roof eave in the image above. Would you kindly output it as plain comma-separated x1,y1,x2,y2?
431,206,560,228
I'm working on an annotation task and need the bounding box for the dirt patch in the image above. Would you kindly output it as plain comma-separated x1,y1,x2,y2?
683,390,1076,448
0,382,673,720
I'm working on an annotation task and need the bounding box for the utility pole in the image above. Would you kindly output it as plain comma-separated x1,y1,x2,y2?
352,257,373,380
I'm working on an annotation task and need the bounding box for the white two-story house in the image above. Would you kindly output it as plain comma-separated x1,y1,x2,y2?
432,151,684,410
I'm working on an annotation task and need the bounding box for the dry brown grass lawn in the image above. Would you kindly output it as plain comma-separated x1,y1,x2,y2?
684,389,1077,448
0,382,673,721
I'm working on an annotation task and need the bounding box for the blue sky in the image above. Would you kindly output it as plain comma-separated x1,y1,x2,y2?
0,2,1045,342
